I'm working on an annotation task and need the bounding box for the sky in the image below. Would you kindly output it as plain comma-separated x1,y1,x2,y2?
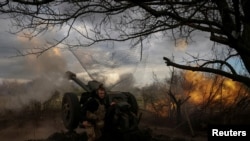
0,14,217,88
0,2,248,113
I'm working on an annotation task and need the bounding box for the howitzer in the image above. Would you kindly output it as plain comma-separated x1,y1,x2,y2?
65,71,91,92
61,71,140,133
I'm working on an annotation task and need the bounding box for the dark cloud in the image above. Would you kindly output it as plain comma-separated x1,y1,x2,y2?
0,13,220,87
0,56,31,79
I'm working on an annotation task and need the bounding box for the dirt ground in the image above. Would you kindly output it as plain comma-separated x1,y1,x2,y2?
0,111,208,141
0,113,65,141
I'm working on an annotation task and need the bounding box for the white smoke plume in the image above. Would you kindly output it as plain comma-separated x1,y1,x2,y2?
70,47,140,88
0,48,72,111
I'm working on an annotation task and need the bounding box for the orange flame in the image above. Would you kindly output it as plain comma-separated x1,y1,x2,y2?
143,71,248,117
184,71,244,106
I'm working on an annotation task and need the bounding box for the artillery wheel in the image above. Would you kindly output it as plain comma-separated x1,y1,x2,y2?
62,92,80,131
123,92,139,115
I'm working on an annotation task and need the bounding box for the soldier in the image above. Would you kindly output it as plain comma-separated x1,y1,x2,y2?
81,84,106,141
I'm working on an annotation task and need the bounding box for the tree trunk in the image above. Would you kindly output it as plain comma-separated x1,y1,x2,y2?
176,103,182,124
234,23,250,75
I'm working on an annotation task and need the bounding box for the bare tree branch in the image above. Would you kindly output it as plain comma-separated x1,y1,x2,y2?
1,0,250,87
0,0,9,7
163,57,250,87
12,0,54,5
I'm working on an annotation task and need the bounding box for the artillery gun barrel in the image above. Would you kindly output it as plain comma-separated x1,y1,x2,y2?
65,71,91,92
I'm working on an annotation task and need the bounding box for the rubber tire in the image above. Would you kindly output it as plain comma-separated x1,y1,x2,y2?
61,92,80,131
123,92,139,115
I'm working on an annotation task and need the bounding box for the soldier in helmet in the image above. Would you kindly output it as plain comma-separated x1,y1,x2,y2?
81,83,106,141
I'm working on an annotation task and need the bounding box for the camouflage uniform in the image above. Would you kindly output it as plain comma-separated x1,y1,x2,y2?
85,99,106,141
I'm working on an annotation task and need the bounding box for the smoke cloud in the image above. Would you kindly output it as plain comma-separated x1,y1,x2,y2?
70,47,140,88
0,48,71,111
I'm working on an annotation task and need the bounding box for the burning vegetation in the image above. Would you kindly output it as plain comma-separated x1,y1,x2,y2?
141,70,250,128
184,71,249,107
0,66,250,140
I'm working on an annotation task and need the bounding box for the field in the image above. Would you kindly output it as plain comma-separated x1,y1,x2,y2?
0,106,208,141
1,78,250,141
